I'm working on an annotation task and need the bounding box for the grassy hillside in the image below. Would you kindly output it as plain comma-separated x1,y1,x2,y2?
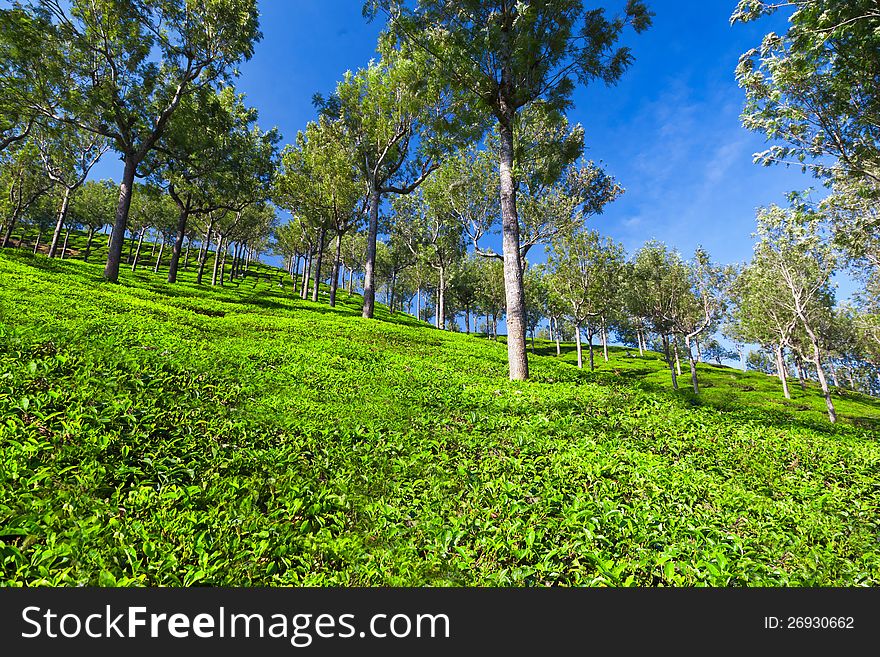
2,249,879,586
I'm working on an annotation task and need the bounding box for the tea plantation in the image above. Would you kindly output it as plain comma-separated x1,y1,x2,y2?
2,250,879,586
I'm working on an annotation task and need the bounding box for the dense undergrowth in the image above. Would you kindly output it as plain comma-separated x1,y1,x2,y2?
1,249,879,586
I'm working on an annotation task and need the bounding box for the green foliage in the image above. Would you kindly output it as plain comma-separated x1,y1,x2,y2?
1,250,879,586
733,0,880,184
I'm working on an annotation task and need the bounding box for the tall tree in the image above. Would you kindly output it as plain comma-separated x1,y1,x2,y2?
667,248,728,394
755,203,839,422
370,0,652,380
24,0,261,282
392,179,467,329
316,39,466,319
35,122,109,257
161,87,278,284
275,117,364,307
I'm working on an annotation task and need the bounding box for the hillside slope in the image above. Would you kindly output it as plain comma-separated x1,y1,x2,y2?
1,250,879,586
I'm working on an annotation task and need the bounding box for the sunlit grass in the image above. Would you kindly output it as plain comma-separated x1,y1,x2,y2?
1,248,879,587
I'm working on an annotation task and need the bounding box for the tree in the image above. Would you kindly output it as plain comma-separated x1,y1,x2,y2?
628,241,690,389
474,256,507,339
129,184,175,272
317,39,466,319
548,229,626,371
1,140,51,248
449,254,482,333
341,231,369,296
161,87,278,284
35,121,109,257
667,248,728,393
23,0,261,282
375,235,417,314
391,181,467,329
370,0,652,380
275,117,364,307
732,250,797,399
70,179,117,261
754,203,839,422
733,0,880,185
822,178,880,334
523,265,551,351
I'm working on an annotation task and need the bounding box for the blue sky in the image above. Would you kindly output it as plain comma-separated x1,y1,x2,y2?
90,0,847,300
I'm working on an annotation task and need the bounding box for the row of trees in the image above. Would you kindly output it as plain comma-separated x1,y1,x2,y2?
267,0,879,421
0,0,276,285
4,0,877,410
726,0,880,421
267,0,653,381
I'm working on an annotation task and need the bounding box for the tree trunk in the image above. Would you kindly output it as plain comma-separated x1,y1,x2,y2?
493,315,498,341
212,235,225,286
695,338,702,363
33,229,41,254
347,267,354,294
389,273,397,314
829,362,840,388
662,334,678,390
196,223,213,285
182,237,191,270
774,344,791,400
301,248,312,299
48,186,72,258
329,232,342,307
362,185,381,318
131,227,146,272
229,243,238,281
437,267,446,330
587,329,595,371
59,228,70,259
575,324,583,369
196,239,207,277
228,243,238,283
167,206,190,284
465,306,470,334
601,320,609,362
637,329,645,356
674,340,682,377
149,234,157,259
154,235,165,273
84,226,95,262
555,318,561,356
1,218,15,248
498,117,529,381
795,354,807,391
106,156,138,281
685,338,699,394
803,329,837,423
312,227,326,302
